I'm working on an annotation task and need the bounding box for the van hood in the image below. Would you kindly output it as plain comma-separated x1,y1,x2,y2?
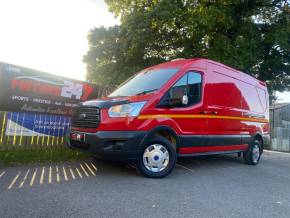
80,94,153,109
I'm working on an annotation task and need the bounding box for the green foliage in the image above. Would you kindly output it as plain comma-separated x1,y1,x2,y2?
0,149,89,166
84,0,290,98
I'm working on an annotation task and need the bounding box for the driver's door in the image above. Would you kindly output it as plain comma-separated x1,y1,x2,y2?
158,71,208,136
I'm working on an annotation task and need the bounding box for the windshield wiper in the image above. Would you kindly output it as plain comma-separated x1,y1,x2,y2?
111,95,128,97
136,89,158,96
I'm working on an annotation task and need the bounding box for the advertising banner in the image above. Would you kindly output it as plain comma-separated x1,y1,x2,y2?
0,62,110,115
5,112,70,137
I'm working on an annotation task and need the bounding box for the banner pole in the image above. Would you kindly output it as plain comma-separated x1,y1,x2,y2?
19,112,25,146
30,113,36,145
0,111,7,145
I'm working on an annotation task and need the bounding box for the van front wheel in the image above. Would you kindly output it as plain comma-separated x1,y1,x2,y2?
137,136,176,178
244,140,262,165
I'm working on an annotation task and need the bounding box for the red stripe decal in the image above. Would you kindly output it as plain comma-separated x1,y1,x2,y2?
179,144,249,155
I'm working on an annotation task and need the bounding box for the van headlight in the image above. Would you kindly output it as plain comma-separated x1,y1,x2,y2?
108,101,147,117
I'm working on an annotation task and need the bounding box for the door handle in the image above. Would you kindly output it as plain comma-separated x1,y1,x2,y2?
200,110,208,115
211,111,218,115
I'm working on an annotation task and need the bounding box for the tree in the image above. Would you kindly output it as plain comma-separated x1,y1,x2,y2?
84,0,290,100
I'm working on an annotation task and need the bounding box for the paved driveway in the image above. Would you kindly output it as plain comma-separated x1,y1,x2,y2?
0,150,290,218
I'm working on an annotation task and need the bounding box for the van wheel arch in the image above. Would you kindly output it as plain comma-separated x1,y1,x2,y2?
140,126,180,151
253,133,264,152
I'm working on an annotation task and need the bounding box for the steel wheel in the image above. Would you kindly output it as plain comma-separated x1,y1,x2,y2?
142,144,170,173
244,140,262,165
252,144,260,164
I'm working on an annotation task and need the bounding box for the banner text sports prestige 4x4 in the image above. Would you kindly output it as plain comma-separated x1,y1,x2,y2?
68,58,270,178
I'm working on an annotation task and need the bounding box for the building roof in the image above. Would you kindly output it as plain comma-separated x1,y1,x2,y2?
270,103,290,110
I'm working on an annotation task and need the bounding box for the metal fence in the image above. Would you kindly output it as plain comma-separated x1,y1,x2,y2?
270,103,290,152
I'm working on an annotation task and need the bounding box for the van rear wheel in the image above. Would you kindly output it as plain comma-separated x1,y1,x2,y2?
137,136,176,178
244,140,262,165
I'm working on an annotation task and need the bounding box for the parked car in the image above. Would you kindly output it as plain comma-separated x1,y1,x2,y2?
68,58,270,178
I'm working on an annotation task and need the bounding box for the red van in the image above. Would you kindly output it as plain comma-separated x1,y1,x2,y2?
68,58,270,178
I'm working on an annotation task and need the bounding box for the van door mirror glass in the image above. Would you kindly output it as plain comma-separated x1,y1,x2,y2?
182,95,188,105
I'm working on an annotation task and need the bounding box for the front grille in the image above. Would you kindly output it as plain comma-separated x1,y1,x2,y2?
72,106,100,129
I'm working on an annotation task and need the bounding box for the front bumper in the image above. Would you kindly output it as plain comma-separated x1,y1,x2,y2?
67,130,146,161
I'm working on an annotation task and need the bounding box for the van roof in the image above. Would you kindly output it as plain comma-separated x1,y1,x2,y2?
151,58,201,69
151,58,267,87
205,59,267,86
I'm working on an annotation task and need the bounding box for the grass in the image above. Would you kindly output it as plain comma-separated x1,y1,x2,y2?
0,148,90,167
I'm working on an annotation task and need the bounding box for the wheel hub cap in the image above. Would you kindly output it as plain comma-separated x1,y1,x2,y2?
252,144,260,163
143,144,169,173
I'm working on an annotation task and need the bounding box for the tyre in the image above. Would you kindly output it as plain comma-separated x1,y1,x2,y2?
137,136,176,178
244,140,262,165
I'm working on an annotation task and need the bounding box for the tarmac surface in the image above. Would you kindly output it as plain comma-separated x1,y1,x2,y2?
0,150,290,218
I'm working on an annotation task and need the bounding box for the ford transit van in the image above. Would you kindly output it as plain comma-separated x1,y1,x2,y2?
68,58,270,178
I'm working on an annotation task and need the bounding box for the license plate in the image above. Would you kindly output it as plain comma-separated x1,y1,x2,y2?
70,132,85,142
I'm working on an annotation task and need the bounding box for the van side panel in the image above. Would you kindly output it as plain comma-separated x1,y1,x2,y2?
180,62,269,155
207,69,246,135
238,82,265,114
202,66,244,151
204,62,269,150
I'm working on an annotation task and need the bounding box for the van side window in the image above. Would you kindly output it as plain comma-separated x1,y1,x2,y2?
168,72,202,107
257,87,267,112
240,83,264,113
187,72,202,105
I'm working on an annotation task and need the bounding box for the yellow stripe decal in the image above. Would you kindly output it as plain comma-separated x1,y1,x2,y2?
138,114,268,123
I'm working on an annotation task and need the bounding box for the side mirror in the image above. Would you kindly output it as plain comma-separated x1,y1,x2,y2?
182,95,188,105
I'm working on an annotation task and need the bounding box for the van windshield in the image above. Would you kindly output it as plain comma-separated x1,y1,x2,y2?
109,68,179,97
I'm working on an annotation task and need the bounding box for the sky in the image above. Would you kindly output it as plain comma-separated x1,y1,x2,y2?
0,0,118,80
0,0,289,103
